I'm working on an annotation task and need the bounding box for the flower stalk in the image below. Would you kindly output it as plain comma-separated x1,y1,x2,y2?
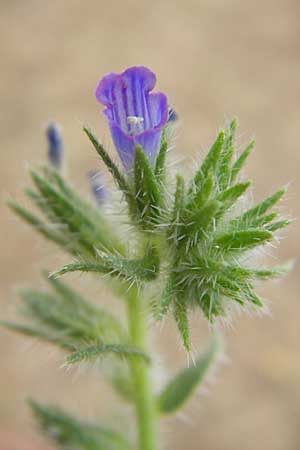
127,287,158,450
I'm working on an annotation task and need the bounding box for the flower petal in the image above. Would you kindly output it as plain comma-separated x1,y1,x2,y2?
95,73,128,132
134,128,163,167
122,67,156,130
147,92,168,128
109,122,136,170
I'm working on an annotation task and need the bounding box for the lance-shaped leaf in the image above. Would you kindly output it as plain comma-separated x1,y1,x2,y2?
186,170,215,212
30,169,120,255
7,199,79,253
230,139,255,183
214,229,273,251
265,218,292,232
168,174,186,246
1,276,125,351
217,118,237,189
84,126,131,201
216,181,251,213
66,343,150,366
51,246,159,283
134,145,162,226
174,298,190,352
191,130,225,191
0,320,73,350
185,200,221,246
154,273,178,319
29,400,131,450
158,335,222,414
235,187,287,226
155,132,168,183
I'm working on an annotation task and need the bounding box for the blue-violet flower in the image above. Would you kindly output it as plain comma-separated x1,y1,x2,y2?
46,122,64,169
95,66,168,170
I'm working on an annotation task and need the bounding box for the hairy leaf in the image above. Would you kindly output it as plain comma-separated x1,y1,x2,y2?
134,145,161,226
30,400,131,450
214,229,273,250
231,140,255,183
158,335,221,414
66,343,150,365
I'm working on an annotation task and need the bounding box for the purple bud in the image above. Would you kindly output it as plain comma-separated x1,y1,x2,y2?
88,170,108,205
168,107,178,123
95,66,168,170
46,122,64,169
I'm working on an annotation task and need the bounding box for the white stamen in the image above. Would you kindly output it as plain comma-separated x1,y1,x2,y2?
127,116,144,125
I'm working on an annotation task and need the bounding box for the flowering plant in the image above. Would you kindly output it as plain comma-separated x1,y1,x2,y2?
4,66,290,450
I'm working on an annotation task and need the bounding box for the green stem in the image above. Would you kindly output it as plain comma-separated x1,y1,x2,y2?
127,287,158,450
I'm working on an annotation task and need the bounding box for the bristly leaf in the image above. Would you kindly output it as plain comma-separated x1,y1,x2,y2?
0,320,73,350
158,335,222,414
217,118,237,189
191,130,225,191
1,277,125,351
237,187,287,224
6,198,75,249
168,174,186,246
84,126,131,200
174,298,190,352
155,132,168,183
214,229,273,251
231,139,255,183
186,170,215,211
66,343,150,365
134,145,162,226
29,400,131,450
265,219,292,232
185,200,221,245
216,181,251,209
154,272,179,319
51,246,159,283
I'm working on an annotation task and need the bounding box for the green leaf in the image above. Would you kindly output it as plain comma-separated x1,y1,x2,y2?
8,279,125,349
185,200,221,245
215,229,273,250
51,247,159,283
155,273,177,319
217,118,237,189
158,335,222,414
168,174,186,246
155,132,168,182
97,247,160,282
252,261,294,278
6,198,78,253
216,181,251,208
134,145,161,226
237,187,287,224
66,343,150,365
84,126,131,202
30,169,124,255
265,219,292,232
29,400,131,450
0,320,72,350
230,139,255,183
186,170,215,212
174,298,190,352
191,130,225,190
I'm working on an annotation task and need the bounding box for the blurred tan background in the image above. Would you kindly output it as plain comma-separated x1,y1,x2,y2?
0,0,300,449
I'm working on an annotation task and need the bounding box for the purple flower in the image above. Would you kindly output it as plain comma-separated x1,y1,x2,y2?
95,66,168,170
46,122,64,169
88,170,108,205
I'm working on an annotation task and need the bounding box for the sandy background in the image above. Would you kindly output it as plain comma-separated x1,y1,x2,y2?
0,0,299,449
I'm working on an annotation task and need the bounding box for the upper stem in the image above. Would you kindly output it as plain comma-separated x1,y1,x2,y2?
127,286,158,450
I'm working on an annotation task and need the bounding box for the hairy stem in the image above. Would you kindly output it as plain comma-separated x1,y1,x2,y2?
127,287,158,450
